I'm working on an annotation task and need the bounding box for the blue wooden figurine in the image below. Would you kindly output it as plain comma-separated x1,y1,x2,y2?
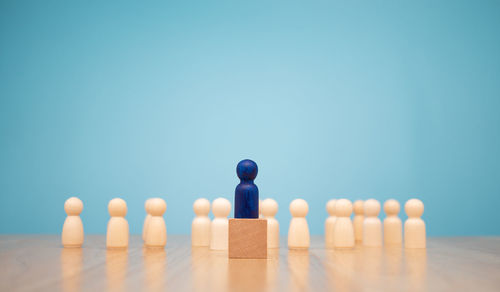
234,159,259,218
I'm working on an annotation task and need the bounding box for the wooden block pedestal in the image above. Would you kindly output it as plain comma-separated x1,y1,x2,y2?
228,219,267,259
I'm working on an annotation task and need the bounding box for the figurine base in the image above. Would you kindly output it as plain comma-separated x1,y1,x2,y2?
228,218,267,259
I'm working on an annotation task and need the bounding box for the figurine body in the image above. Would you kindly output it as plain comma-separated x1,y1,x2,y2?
234,159,259,218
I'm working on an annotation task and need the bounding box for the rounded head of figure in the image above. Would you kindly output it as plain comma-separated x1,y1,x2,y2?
364,199,381,217
384,199,400,216
212,197,231,217
326,199,336,216
334,199,352,217
149,198,167,216
145,198,154,214
64,197,83,216
236,159,258,181
193,198,210,216
353,200,364,215
108,198,127,217
289,199,308,217
405,198,424,218
261,198,278,217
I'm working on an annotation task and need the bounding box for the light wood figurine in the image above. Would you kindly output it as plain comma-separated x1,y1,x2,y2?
353,200,364,242
106,198,129,249
62,197,84,248
288,199,310,249
363,199,382,247
325,199,336,249
145,198,167,248
191,198,211,247
384,199,402,245
142,198,153,242
261,198,279,248
210,197,231,250
404,199,426,249
332,199,354,248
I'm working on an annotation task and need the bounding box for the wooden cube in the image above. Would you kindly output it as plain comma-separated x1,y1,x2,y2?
228,218,267,259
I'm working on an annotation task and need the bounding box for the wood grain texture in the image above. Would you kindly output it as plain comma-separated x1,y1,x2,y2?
228,219,267,259
1,235,500,292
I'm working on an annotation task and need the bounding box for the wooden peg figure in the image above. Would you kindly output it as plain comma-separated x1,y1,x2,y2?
210,197,231,250
404,199,426,248
363,199,382,247
142,198,153,242
62,197,84,247
106,198,129,249
384,199,402,245
332,199,354,248
288,199,310,249
325,199,336,249
234,159,259,218
192,198,211,247
145,198,167,248
353,200,364,242
261,198,279,248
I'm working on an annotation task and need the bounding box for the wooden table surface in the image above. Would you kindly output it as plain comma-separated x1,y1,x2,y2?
1,235,499,292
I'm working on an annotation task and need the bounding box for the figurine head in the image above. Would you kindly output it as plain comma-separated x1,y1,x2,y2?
353,200,364,215
335,199,353,217
149,198,167,216
326,199,336,216
236,159,258,181
64,197,83,216
289,199,308,217
261,198,278,217
212,197,231,217
364,199,381,217
108,198,127,217
405,198,424,218
193,198,210,216
384,199,400,216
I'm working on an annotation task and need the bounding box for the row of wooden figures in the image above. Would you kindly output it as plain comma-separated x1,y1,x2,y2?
61,197,168,248
62,196,425,250
192,197,426,250
62,196,277,249
325,198,426,249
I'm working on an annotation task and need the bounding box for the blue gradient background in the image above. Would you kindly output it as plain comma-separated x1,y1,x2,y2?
1,1,499,235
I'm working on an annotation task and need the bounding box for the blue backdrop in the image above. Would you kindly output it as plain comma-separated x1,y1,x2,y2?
1,0,499,236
